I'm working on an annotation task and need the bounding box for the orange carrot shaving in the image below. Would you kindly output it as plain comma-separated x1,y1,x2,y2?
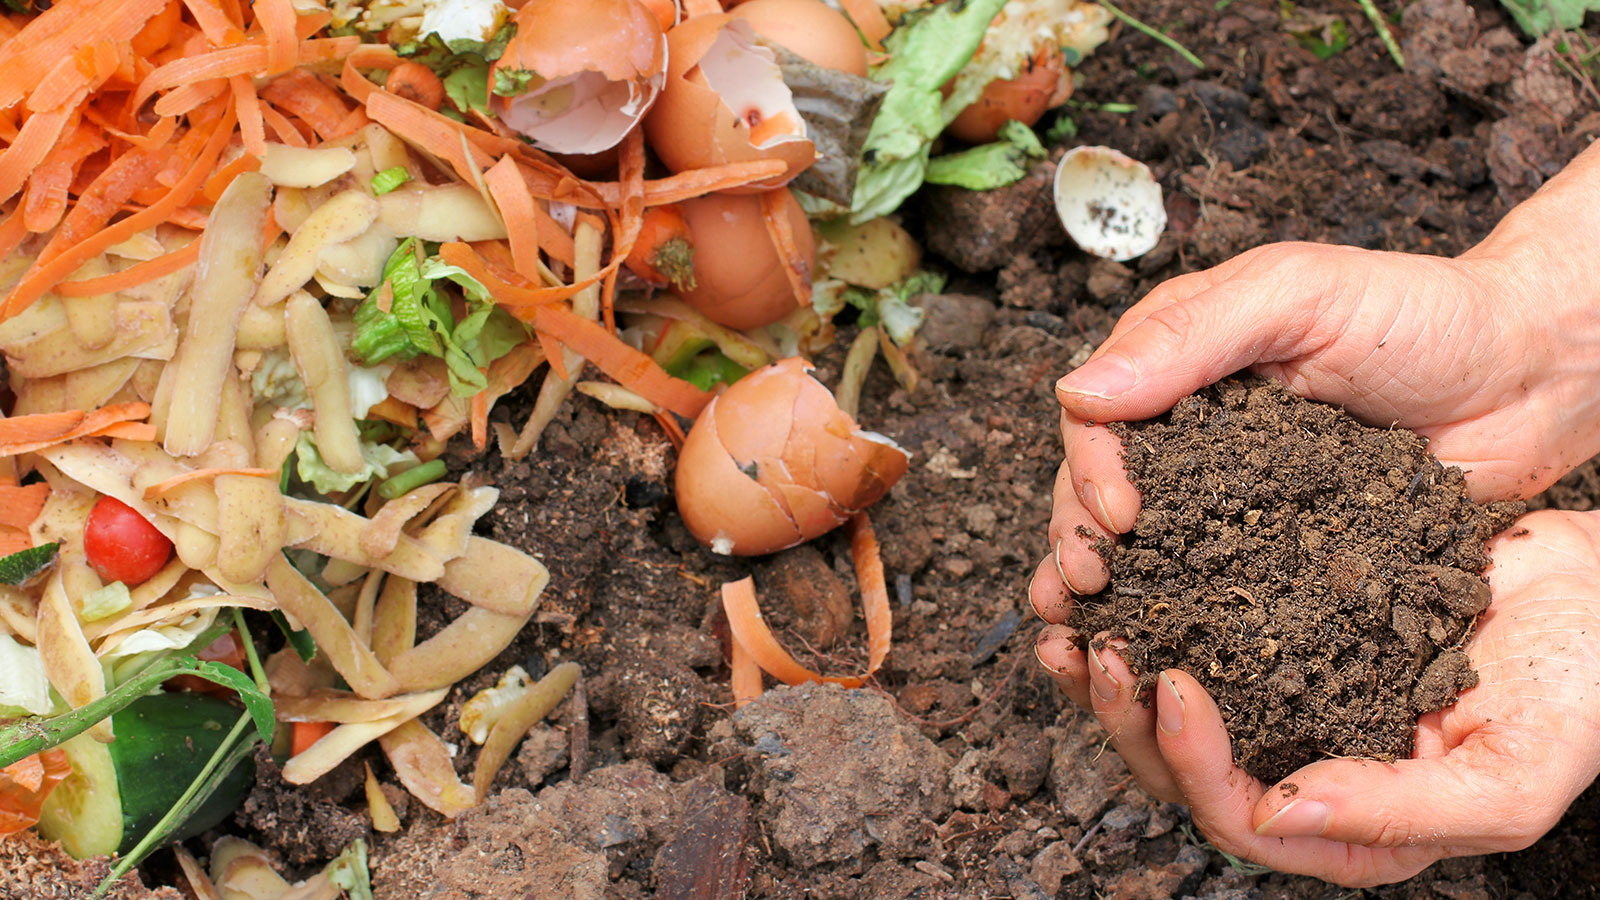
256,0,299,75
132,36,357,112
0,402,153,457
838,0,892,48
55,240,199,296
729,629,764,709
231,75,266,158
180,0,244,46
761,189,813,307
259,102,309,147
0,210,28,263
339,44,401,106
484,156,541,279
531,304,711,419
0,483,50,531
259,69,351,140
364,90,496,188
0,106,74,205
437,242,589,309
154,78,228,117
290,721,335,756
131,0,183,58
575,159,789,209
0,0,168,112
203,151,261,202
6,104,235,318
21,121,106,233
624,204,693,289
470,381,489,451
0,750,71,837
720,512,892,691
603,128,648,331
95,422,159,442
536,330,571,382
142,466,275,500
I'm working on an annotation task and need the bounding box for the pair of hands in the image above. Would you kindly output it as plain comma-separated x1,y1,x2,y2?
1030,145,1600,886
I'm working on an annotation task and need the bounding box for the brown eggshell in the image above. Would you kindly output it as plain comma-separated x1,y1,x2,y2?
496,0,664,81
946,45,1066,145
730,0,868,77
643,14,816,190
675,358,909,555
677,188,814,330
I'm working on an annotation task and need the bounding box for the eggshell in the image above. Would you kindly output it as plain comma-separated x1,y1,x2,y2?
490,0,667,155
643,15,816,190
677,188,814,330
946,45,1066,145
675,358,909,555
730,0,868,76
1053,145,1166,261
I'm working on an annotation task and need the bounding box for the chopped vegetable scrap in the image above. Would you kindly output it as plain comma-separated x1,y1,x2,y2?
0,0,1147,883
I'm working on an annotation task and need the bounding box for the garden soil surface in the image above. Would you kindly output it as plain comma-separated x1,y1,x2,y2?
24,1,1600,899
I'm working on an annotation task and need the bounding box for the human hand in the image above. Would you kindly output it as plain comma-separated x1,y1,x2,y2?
1034,509,1600,886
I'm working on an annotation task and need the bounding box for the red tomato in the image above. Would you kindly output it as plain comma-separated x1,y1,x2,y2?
83,496,173,586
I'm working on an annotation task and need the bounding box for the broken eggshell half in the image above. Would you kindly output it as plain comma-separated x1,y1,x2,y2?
1052,145,1166,262
643,15,817,191
489,0,667,156
675,358,909,556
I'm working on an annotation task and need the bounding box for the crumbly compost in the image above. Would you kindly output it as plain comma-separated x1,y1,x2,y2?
1071,376,1523,784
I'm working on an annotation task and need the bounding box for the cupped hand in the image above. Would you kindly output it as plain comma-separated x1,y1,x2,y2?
1035,509,1600,887
1031,234,1600,610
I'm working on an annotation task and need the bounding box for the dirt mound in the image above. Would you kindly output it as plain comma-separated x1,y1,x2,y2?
1072,377,1523,783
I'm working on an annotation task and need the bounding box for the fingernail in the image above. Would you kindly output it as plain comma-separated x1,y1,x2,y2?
1053,538,1069,585
1255,799,1331,838
1033,642,1069,678
1083,480,1119,532
1034,626,1076,679
1089,647,1121,702
1157,672,1185,735
1057,355,1137,400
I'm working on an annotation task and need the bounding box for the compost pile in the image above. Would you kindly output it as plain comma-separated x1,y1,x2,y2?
1073,376,1524,783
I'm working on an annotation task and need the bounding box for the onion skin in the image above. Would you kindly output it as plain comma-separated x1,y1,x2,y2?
675,358,909,555
946,45,1067,145
677,188,814,330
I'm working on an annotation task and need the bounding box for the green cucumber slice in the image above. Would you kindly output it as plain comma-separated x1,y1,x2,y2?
36,692,257,858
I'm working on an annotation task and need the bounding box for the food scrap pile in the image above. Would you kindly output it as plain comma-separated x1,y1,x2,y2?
0,0,1130,891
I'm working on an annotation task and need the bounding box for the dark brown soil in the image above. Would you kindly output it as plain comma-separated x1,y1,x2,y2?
1071,377,1523,783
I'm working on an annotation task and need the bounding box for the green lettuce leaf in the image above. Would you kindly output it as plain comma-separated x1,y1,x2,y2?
0,542,57,586
849,0,1009,223
0,632,53,717
371,167,413,195
1498,0,1600,35
354,240,529,397
925,119,1048,191
295,432,419,495
443,64,493,116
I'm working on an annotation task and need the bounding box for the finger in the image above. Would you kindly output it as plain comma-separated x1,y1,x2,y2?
1028,550,1073,624
1251,725,1581,852
1034,624,1092,709
1086,640,1180,802
1048,460,1115,595
1092,264,1243,352
1056,247,1335,423
1151,670,1410,881
1063,412,1139,534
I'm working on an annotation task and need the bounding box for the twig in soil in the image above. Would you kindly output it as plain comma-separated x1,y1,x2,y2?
1097,0,1204,70
569,674,590,782
1070,815,1106,855
1356,0,1405,70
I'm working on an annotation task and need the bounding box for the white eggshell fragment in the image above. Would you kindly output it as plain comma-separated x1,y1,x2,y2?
1052,145,1166,262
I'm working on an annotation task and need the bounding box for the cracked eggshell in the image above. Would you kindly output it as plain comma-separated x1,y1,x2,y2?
643,15,817,191
729,0,868,77
1052,145,1166,262
677,188,814,330
489,0,667,155
675,358,909,556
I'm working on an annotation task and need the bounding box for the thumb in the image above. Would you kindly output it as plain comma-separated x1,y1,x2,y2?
1056,247,1334,422
1251,727,1572,852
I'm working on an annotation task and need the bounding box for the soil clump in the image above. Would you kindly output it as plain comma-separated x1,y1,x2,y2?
1072,376,1523,783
